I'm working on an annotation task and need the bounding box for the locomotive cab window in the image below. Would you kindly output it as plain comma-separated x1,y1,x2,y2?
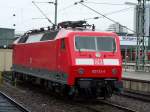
75,36,116,52
18,35,29,43
40,31,58,41
26,34,43,43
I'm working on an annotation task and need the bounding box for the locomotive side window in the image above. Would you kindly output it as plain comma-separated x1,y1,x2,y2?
75,36,116,52
26,34,43,43
40,31,58,41
61,38,66,49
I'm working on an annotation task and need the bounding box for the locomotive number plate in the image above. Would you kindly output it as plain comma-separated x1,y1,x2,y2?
92,69,106,74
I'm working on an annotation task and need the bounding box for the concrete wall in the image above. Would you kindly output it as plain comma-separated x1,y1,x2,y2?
123,78,150,93
0,49,12,71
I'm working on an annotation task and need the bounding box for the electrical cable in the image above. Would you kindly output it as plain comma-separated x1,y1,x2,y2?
103,7,133,16
74,0,136,33
84,1,125,6
32,1,55,25
59,4,75,12
58,0,88,12
84,7,133,20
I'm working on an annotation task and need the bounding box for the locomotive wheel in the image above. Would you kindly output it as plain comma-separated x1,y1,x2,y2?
103,85,113,99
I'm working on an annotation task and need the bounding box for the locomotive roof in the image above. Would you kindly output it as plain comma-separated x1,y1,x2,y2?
14,28,118,45
55,28,117,39
24,28,117,39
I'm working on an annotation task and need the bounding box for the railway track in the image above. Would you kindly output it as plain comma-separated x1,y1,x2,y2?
0,91,30,112
99,100,137,112
75,99,137,112
0,74,144,112
118,90,150,102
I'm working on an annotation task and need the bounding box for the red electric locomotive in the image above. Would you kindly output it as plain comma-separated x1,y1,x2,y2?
12,21,123,98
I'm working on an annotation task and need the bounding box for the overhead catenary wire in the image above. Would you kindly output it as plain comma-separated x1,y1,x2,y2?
84,1,126,6
58,0,88,13
32,18,47,19
58,4,75,12
58,1,133,22
84,7,133,20
31,1,54,4
103,7,133,16
58,0,131,14
32,1,55,25
74,0,136,33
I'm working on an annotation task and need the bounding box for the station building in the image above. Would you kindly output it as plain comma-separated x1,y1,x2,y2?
117,33,150,61
0,28,15,48
107,23,150,61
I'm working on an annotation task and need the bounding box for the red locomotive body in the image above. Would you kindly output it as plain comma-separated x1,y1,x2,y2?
12,21,123,98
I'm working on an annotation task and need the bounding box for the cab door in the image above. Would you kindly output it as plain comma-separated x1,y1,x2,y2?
57,38,69,73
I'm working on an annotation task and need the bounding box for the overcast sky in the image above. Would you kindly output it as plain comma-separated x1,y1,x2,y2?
0,0,137,33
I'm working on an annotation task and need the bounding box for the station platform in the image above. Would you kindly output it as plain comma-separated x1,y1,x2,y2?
123,71,150,81
122,71,150,93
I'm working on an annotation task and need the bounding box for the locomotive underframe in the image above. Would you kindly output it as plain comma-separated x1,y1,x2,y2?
76,78,123,98
12,67,123,99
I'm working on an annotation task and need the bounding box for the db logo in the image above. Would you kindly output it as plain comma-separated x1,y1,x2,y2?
94,59,103,65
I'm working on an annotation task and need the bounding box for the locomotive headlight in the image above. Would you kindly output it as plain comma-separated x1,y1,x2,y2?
78,68,85,75
112,68,118,75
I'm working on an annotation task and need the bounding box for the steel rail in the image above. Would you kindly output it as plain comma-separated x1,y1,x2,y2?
74,99,137,112
118,90,150,102
1,74,139,111
0,91,30,112
77,104,103,112
99,100,137,112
